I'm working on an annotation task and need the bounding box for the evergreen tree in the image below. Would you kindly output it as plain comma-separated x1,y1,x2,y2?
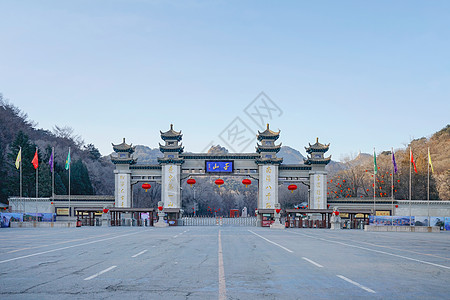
59,159,94,195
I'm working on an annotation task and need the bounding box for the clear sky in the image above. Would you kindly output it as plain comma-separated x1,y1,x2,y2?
1,0,449,160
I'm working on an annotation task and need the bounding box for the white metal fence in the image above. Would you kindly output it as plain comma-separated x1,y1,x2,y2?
180,216,257,226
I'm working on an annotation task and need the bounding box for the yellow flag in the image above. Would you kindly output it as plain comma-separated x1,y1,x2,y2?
428,148,434,173
15,148,21,169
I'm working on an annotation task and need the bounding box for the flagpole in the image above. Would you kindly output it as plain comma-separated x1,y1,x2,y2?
36,147,38,199
409,147,412,226
52,147,55,200
36,147,39,223
373,148,376,216
427,147,430,227
69,147,71,221
19,146,22,199
391,147,394,214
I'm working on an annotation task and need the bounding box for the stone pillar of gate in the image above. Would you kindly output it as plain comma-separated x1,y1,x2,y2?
158,124,185,209
258,164,279,209
161,164,181,208
304,138,331,209
309,171,327,209
111,138,137,208
255,124,283,227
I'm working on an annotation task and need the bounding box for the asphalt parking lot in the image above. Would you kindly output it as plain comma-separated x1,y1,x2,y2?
0,226,449,299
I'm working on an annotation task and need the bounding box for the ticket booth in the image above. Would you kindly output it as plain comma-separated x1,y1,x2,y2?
164,208,181,226
257,209,274,227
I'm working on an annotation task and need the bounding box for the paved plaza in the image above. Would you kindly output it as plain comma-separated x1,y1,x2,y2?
0,226,449,299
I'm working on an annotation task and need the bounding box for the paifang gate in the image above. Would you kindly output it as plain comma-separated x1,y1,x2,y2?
110,124,331,224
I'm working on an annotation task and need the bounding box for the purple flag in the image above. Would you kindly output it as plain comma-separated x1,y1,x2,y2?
49,150,54,172
392,150,398,174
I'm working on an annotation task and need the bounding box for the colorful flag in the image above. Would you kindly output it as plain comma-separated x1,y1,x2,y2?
32,149,38,169
373,149,377,175
15,148,21,169
392,149,398,174
410,148,417,173
373,148,378,174
428,147,434,173
49,150,54,172
65,148,71,170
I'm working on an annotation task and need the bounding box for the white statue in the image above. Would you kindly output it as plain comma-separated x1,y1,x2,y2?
330,207,341,230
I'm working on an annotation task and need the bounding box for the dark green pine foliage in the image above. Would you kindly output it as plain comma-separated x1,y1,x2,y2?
59,159,93,195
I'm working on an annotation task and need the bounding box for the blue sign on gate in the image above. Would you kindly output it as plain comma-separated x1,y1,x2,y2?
205,161,233,173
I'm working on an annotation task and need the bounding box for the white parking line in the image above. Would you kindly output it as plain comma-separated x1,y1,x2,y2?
302,257,324,268
131,250,148,258
84,266,117,281
218,230,226,300
289,231,450,270
173,235,178,238
248,230,293,253
337,275,375,293
0,231,143,265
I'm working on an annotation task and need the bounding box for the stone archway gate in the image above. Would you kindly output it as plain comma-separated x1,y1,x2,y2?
111,124,331,220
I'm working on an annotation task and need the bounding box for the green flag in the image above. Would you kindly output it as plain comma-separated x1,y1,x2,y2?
373,149,377,175
65,148,71,170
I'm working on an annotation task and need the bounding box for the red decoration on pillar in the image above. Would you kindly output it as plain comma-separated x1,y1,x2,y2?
276,208,281,213
103,208,109,214
158,206,163,211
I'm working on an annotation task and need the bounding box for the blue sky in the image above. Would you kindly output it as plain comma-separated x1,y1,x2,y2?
1,0,449,160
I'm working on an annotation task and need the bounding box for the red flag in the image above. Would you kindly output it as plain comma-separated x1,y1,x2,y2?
410,148,417,173
32,150,38,169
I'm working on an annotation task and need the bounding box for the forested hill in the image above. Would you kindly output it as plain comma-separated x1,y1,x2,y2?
0,95,114,203
327,125,450,200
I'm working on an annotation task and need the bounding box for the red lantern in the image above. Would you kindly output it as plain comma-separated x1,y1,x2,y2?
158,206,163,211
187,178,196,187
142,183,151,192
215,178,224,187
51,202,54,205
276,208,281,213
288,184,297,193
334,211,340,216
242,178,252,187
395,205,398,208
103,208,109,214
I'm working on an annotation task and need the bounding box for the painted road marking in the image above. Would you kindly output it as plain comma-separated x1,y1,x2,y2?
7,233,116,254
84,266,117,281
248,230,293,253
218,230,226,300
290,232,450,270
337,275,375,293
173,235,179,238
317,231,450,261
302,257,324,268
0,231,143,264
131,250,148,258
